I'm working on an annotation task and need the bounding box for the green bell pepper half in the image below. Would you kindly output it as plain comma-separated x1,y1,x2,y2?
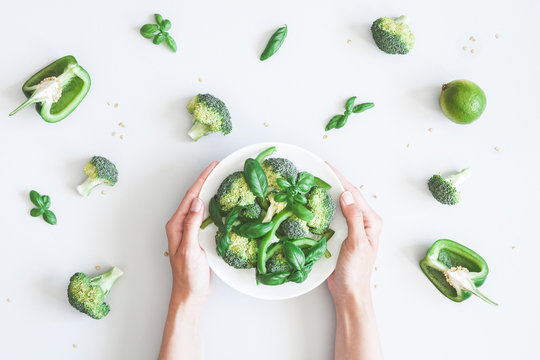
420,239,497,306
9,55,91,123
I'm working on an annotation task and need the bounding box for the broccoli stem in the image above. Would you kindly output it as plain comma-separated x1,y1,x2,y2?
257,209,293,274
447,168,472,189
76,177,103,197
187,121,209,141
90,266,123,297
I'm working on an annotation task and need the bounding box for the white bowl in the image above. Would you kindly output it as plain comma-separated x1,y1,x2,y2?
199,142,346,300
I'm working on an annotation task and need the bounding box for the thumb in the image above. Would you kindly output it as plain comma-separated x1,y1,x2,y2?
340,191,366,242
180,197,204,250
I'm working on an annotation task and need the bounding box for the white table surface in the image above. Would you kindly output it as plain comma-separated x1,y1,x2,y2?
1,0,539,359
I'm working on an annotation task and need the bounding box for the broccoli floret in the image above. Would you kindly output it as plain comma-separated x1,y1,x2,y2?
371,16,415,55
266,249,292,273
261,158,298,190
186,93,232,141
216,231,258,269
76,156,118,197
279,216,309,239
215,172,259,219
67,266,123,319
428,168,471,205
306,186,336,234
262,191,287,222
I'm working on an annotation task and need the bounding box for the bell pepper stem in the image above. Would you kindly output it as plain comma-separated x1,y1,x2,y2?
468,287,498,306
9,96,41,116
445,266,498,306
9,77,63,116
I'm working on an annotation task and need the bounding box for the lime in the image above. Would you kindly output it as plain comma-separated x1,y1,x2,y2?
439,80,486,124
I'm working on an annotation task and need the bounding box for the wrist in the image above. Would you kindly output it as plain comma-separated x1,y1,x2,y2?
333,289,374,313
169,292,206,317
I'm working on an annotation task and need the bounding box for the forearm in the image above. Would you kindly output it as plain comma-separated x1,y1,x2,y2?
159,296,204,360
334,293,383,360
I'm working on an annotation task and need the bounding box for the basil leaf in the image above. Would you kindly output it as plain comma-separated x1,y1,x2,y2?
283,241,305,271
153,33,165,45
255,146,276,163
276,177,291,190
244,158,268,199
42,195,51,209
274,192,287,203
305,237,327,264
225,207,243,228
260,25,288,61
257,271,290,285
288,262,314,283
216,232,230,257
345,96,357,113
165,34,178,52
29,190,44,208
234,221,274,238
209,197,223,228
314,176,331,190
296,172,314,190
43,210,57,225
325,114,344,132
30,208,44,217
291,204,315,222
140,24,159,38
160,19,172,32
335,114,349,129
293,194,307,205
352,102,375,113
154,14,164,25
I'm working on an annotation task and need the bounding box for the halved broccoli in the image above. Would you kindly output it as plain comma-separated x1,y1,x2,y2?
261,158,298,190
371,16,415,55
216,231,258,269
278,216,309,239
262,191,287,222
215,171,261,220
306,186,336,234
186,93,232,141
265,248,292,273
67,266,123,319
77,156,118,197
428,168,471,205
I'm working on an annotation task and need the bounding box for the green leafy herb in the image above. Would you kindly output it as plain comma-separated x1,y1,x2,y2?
234,221,274,238
257,271,290,285
209,197,223,227
314,176,331,190
216,231,230,257
260,25,288,61
305,237,327,264
283,241,306,271
140,14,178,52
325,98,375,131
29,190,57,225
291,203,315,222
288,262,314,283
244,158,268,199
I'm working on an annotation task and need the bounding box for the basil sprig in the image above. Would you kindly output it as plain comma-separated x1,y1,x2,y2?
260,25,288,61
234,221,274,239
244,158,268,200
29,190,57,225
216,206,242,256
325,96,375,131
273,172,315,222
140,13,178,52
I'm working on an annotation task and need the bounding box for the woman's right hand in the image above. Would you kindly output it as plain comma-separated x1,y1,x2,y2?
327,164,383,306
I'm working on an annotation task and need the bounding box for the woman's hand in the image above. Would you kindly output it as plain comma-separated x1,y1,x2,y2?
327,164,383,305
165,161,218,309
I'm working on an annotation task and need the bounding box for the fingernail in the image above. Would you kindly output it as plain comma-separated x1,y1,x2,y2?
190,198,202,212
342,191,355,206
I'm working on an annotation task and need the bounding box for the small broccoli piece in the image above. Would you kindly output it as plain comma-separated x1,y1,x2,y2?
262,191,287,222
215,171,259,216
67,266,123,319
266,249,292,273
428,168,471,205
186,93,232,141
76,156,118,197
371,16,415,55
261,158,298,190
216,231,258,269
306,186,336,234
279,216,309,239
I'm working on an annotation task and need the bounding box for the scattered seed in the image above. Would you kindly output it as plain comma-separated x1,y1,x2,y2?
118,122,125,127
263,122,269,127
198,77,203,83
6,298,11,303
511,246,516,250
73,344,78,349
347,39,352,44
462,45,468,51
428,128,434,132
359,185,364,190
323,135,328,140
406,144,411,148
119,135,124,140
114,103,119,109
112,132,116,136
374,284,379,289
374,266,379,271
101,190,106,195
373,195,377,199
469,36,476,41
470,49,475,54
494,146,501,152
164,251,169,257
495,34,500,39
106,101,111,106
95,265,101,270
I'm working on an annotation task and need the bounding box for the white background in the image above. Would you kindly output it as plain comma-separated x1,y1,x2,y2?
1,0,538,359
